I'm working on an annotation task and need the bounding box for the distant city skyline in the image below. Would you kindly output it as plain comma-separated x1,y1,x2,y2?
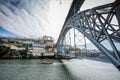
1,26,119,50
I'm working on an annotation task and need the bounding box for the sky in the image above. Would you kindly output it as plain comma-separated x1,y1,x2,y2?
0,0,49,38
0,0,115,40
0,0,118,50
0,0,72,40
0,0,119,50
0,26,17,36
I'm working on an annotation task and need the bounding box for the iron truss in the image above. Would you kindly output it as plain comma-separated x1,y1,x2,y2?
57,1,120,70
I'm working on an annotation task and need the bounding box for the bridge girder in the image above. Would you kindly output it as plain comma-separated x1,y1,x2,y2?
57,1,120,70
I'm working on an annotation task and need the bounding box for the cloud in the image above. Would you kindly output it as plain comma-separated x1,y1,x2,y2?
0,0,115,43
0,0,49,38
46,0,72,42
0,0,73,42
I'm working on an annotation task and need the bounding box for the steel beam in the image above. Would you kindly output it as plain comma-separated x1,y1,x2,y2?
57,0,120,70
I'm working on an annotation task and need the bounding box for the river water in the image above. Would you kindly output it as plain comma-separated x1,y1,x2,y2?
0,59,120,80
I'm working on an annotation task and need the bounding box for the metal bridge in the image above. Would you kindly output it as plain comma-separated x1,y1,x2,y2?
57,0,120,70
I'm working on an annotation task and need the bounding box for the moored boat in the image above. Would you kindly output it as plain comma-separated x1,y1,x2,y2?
38,60,53,64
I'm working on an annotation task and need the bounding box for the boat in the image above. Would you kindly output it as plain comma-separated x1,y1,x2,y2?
38,60,53,64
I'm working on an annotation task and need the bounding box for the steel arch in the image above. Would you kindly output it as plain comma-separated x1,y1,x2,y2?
57,1,120,70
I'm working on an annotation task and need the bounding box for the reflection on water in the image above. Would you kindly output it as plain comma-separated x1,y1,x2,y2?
0,59,72,80
0,59,120,80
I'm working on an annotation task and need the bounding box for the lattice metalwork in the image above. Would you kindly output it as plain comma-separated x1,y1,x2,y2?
57,1,120,70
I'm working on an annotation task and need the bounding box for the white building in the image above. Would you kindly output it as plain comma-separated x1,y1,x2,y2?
10,45,18,50
30,45,46,56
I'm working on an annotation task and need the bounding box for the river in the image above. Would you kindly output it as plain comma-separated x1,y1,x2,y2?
0,59,120,80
